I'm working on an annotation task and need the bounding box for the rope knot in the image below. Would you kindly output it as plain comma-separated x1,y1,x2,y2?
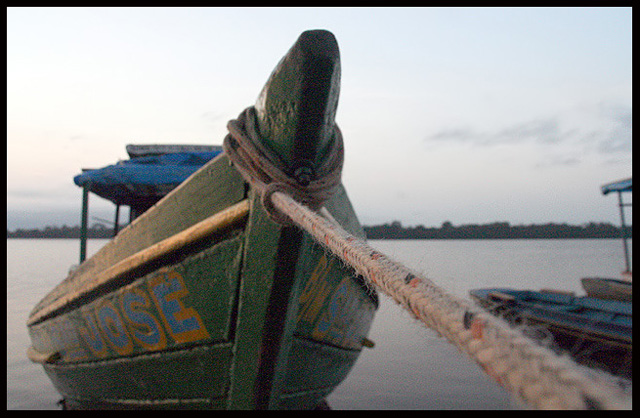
223,106,344,225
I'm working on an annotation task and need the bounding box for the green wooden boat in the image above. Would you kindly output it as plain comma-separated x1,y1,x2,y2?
26,30,378,410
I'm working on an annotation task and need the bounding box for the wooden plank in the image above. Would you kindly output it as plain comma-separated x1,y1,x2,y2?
279,337,361,396
26,346,60,364
29,236,245,363
82,153,244,272
43,343,233,405
257,225,307,410
29,199,249,326
488,291,516,302
226,185,377,409
29,154,246,321
267,188,375,408
227,192,285,409
227,30,346,410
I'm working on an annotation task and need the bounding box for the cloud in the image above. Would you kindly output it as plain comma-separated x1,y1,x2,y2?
493,118,560,145
534,156,581,168
200,111,225,124
425,103,632,159
595,104,632,154
428,128,476,142
426,117,561,146
598,132,632,154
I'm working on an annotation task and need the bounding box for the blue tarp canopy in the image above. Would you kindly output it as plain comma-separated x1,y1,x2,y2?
73,151,222,207
601,178,632,195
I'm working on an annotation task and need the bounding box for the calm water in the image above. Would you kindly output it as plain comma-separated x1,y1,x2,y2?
7,238,632,410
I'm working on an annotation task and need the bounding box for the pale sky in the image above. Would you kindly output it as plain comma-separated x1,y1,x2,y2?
7,7,632,230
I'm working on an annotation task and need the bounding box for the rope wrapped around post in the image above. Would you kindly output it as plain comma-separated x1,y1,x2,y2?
223,106,344,225
223,109,631,410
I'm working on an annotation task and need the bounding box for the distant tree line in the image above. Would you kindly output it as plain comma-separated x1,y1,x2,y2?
363,221,633,240
7,220,632,240
7,223,118,239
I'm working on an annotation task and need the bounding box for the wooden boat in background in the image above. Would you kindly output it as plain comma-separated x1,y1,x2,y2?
600,177,632,275
27,30,378,410
470,288,632,379
74,144,222,246
581,277,632,302
579,178,633,302
471,178,633,380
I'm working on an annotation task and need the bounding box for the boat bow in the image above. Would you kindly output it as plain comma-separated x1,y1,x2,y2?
223,30,344,220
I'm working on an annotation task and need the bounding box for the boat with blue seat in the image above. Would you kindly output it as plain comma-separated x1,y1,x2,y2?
471,178,632,380
470,287,632,379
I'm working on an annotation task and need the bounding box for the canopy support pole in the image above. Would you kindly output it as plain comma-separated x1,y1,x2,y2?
617,191,631,273
113,204,120,237
80,185,90,263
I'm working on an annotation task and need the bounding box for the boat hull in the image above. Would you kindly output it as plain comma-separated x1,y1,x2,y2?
28,154,377,409
581,277,632,302
470,288,632,379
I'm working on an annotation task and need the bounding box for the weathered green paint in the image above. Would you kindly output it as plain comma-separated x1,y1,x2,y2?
226,185,376,410
27,30,378,410
28,236,246,408
29,236,244,363
274,184,376,409
63,397,227,410
29,186,376,408
280,338,362,397
29,175,376,409
267,187,374,409
226,192,284,409
255,30,340,182
44,344,233,406
30,154,246,319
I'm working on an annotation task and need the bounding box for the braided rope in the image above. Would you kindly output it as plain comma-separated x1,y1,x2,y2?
223,110,631,409
223,107,344,224
270,191,632,410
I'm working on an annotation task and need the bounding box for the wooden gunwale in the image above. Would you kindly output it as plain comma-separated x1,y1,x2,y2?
27,199,250,327
26,346,61,364
520,311,631,347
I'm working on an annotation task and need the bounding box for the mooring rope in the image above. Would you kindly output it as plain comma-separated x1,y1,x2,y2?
224,107,632,410
223,106,344,224
271,192,631,410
